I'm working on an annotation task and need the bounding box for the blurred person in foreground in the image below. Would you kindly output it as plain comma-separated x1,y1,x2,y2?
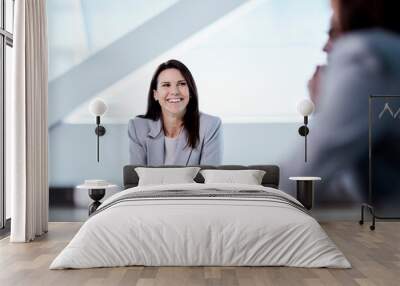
307,18,340,108
281,0,400,212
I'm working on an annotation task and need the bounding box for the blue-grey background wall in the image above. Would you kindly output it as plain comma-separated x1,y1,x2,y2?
49,122,302,187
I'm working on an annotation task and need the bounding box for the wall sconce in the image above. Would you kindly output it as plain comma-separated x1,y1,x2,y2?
297,99,315,162
89,98,107,162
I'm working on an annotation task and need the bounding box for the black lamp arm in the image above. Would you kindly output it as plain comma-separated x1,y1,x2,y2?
94,115,106,136
94,116,106,162
298,115,310,162
298,116,309,137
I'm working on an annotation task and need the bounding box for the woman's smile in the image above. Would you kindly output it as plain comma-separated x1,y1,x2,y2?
166,97,184,103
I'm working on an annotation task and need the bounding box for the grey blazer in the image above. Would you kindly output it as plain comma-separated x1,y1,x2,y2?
280,29,400,202
128,112,223,166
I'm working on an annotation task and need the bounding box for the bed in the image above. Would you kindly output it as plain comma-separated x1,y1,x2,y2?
50,165,350,269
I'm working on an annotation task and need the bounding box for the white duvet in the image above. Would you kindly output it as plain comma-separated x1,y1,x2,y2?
50,183,351,269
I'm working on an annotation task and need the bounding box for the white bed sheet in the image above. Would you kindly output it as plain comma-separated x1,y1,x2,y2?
50,183,350,269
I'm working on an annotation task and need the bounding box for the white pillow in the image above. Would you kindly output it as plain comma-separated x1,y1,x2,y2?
135,167,201,186
200,169,266,185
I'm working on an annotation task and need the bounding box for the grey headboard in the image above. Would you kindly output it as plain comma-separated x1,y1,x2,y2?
123,165,280,189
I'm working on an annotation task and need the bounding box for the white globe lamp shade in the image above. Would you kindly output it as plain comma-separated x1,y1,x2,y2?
297,99,315,116
89,98,107,116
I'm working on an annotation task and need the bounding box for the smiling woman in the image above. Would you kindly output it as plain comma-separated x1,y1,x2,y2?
128,59,223,166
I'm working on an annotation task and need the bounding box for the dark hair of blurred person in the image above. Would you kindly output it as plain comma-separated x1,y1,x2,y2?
333,0,400,34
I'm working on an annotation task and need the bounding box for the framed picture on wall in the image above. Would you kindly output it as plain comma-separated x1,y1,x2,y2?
369,95,400,218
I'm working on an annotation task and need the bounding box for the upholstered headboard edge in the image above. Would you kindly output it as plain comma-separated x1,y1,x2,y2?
123,165,280,189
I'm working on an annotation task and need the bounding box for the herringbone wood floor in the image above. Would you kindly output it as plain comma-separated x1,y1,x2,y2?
0,222,399,286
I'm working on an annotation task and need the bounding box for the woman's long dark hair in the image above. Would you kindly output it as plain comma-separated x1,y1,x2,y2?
337,0,400,34
139,59,200,148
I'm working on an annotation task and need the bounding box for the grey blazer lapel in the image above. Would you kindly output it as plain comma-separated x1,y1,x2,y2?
174,129,193,166
146,119,164,166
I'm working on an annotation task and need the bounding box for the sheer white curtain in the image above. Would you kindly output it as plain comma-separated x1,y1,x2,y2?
9,0,48,242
